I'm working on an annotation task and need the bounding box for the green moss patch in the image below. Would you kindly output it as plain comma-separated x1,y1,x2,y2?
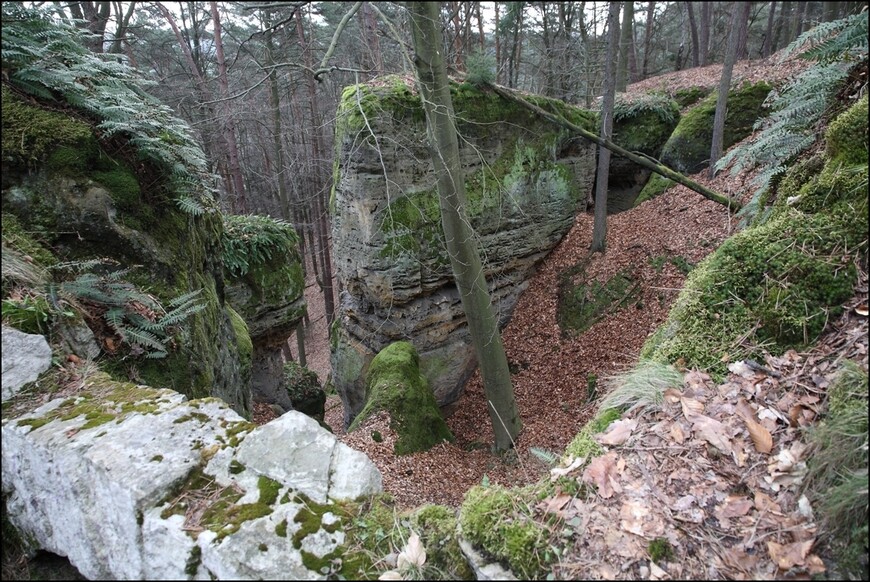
660,81,772,175
804,360,868,579
283,362,326,420
411,505,474,580
634,173,677,206
672,86,712,109
349,342,453,455
14,373,163,432
459,485,551,579
564,407,622,460
558,258,641,336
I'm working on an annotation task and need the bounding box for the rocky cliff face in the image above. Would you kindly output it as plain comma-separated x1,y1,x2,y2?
331,78,597,426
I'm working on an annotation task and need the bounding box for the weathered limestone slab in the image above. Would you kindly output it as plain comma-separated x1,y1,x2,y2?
331,78,597,427
1,375,381,580
1,326,52,402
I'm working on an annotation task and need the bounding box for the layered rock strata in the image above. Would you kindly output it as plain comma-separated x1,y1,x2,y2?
331,78,597,426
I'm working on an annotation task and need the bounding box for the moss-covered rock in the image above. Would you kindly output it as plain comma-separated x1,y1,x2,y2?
2,44,249,417
459,485,551,579
660,81,772,175
642,95,868,377
282,361,325,421
411,505,474,580
349,341,453,455
633,173,677,206
564,407,622,460
222,213,306,344
672,86,712,109
332,76,598,427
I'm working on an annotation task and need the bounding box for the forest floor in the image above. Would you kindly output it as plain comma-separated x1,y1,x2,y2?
252,55,869,578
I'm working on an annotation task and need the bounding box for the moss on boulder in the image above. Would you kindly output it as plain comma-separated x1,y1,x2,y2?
660,81,772,175
634,173,677,206
459,485,551,579
349,341,453,455
282,361,325,421
642,95,868,377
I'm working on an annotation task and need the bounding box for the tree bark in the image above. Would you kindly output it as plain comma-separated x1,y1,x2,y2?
642,1,655,78
762,1,777,57
710,2,748,178
487,83,744,213
617,1,636,91
699,1,712,65
408,1,521,452
685,2,700,68
592,1,621,253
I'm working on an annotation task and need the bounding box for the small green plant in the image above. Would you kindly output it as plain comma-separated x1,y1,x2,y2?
221,214,300,277
648,537,674,562
586,373,599,402
529,447,559,467
464,48,496,87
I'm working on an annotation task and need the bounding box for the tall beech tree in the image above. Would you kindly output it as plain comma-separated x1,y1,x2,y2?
408,1,521,451
710,2,749,178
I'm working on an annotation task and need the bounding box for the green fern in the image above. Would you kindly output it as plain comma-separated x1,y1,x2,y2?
715,12,868,227
222,214,300,278
1,4,218,216
46,259,205,359
781,11,869,64
529,447,560,466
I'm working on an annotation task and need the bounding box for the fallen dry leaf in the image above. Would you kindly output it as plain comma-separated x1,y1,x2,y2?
669,422,685,444
680,396,704,419
767,539,814,570
582,452,622,499
715,494,753,519
690,413,733,454
596,418,638,446
736,398,773,454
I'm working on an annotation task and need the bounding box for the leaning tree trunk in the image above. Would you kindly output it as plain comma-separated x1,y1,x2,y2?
408,1,521,452
487,83,744,212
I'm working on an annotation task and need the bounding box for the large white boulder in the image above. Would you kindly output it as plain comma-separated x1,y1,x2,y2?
1,376,382,580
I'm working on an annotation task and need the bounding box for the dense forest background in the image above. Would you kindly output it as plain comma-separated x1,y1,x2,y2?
36,0,866,325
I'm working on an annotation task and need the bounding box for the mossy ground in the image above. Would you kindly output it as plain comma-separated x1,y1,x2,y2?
557,257,641,336
804,360,868,579
283,362,325,420
459,484,552,579
349,342,453,455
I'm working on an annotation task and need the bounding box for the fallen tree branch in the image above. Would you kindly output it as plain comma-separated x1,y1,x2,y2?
487,83,743,213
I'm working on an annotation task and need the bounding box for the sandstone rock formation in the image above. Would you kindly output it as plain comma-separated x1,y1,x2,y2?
331,78,597,427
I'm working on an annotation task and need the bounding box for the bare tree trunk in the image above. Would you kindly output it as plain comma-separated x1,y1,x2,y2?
108,1,137,55
408,1,521,452
476,1,485,49
642,1,655,78
736,1,752,59
617,0,636,90
495,2,502,83
762,1,777,57
210,1,247,212
710,2,749,178
699,1,712,65
685,2,700,67
359,1,384,78
771,0,787,53
591,1,621,253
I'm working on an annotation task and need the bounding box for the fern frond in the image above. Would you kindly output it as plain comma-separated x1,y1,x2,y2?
530,447,560,466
